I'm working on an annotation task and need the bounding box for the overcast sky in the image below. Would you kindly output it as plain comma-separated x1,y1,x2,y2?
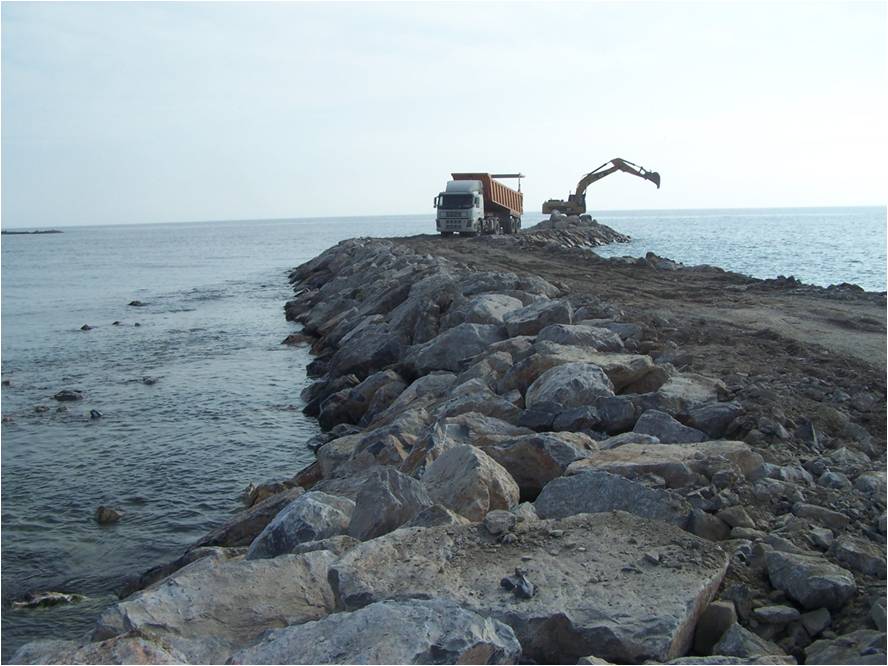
2,1,886,227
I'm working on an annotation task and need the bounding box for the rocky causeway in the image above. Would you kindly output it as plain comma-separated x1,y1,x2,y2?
11,216,887,664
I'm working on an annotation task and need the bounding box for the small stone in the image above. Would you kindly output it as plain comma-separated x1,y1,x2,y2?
128,300,147,307
53,389,83,402
112,321,121,326
95,506,123,524
808,526,835,551
484,510,517,536
753,604,802,624
800,607,831,637
89,409,103,420
80,324,92,331
142,376,158,385
34,405,50,413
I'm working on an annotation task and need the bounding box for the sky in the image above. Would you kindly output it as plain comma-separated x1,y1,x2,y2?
1,1,886,228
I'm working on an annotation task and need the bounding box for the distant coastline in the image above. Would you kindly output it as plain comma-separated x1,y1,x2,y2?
2,229,63,235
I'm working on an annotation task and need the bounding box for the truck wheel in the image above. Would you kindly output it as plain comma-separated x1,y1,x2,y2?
440,231,453,237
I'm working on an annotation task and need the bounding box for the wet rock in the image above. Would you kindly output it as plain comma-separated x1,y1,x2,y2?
281,332,313,345
10,635,185,665
33,405,49,413
229,598,522,665
94,550,336,663
765,550,857,610
10,591,87,609
80,324,93,331
422,445,519,521
118,546,242,598
89,409,103,420
713,623,787,658
805,629,887,664
693,600,738,655
246,491,355,559
480,432,593,497
128,300,147,307
95,506,123,524
53,389,83,401
633,409,707,443
753,605,802,624
830,534,887,578
503,299,573,337
536,323,624,351
193,486,304,548
348,467,433,540
328,512,729,663
525,362,614,409
534,470,691,527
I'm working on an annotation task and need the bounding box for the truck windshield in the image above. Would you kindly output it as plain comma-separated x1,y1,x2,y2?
439,193,474,209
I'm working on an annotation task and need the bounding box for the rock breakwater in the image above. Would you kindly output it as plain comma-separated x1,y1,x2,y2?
12,232,886,665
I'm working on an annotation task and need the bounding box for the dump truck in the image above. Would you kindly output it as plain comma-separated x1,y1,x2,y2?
434,173,523,236
542,158,660,216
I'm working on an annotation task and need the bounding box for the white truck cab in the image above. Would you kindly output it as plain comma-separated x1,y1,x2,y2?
435,180,484,235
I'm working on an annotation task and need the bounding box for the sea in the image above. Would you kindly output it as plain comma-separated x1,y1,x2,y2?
0,206,884,660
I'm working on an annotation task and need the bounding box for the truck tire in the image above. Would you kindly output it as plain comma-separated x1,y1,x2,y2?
440,231,453,237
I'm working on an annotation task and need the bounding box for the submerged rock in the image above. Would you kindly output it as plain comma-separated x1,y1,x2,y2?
95,506,123,524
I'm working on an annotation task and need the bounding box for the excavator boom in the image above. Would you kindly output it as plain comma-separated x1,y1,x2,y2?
542,158,660,215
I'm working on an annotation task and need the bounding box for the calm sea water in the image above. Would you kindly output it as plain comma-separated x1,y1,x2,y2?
0,207,884,660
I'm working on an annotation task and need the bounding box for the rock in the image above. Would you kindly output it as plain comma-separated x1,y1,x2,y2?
753,605,802,624
686,401,744,438
830,535,887,578
693,600,738,655
552,405,601,432
403,323,506,374
666,657,795,665
422,445,519,521
791,503,849,531
246,491,355,559
94,551,336,663
484,509,517,535
718,506,756,529
536,324,624,351
95,506,123,524
444,293,525,326
80,324,93,331
229,598,521,665
566,440,762,489
142,376,159,385
118,546,245,598
503,299,573,337
511,501,539,523
805,629,887,664
10,591,87,609
327,327,403,380
854,472,887,502
525,362,614,410
128,300,147,307
403,504,470,529
53,389,83,401
240,480,288,508
10,635,185,664
479,432,593,498
193,486,304,548
281,332,313,345
656,373,728,414
713,623,787,658
818,471,852,490
687,509,731,541
348,467,433,540
594,396,640,433
283,535,360,557
800,607,832,637
328,512,729,663
534,470,691,527
872,598,886,632
633,409,707,443
597,431,660,450
765,550,857,610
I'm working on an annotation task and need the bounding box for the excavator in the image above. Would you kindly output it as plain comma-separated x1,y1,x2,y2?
542,158,660,215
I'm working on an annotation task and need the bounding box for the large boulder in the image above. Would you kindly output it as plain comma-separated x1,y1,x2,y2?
805,629,887,665
686,401,744,438
10,636,185,665
246,491,355,559
193,486,304,548
422,445,520,521
503,299,573,337
534,470,691,527
403,323,506,375
443,293,526,327
536,324,624,352
93,551,336,663
328,512,729,663
327,326,403,380
526,362,614,409
765,550,857,610
229,599,522,664
565,441,763,489
712,623,786,658
348,467,433,540
433,379,522,424
655,373,728,414
480,432,595,498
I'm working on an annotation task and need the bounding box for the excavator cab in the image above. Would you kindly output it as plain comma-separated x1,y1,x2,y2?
542,158,660,215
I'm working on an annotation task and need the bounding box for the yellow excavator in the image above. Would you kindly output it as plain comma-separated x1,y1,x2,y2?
542,158,660,215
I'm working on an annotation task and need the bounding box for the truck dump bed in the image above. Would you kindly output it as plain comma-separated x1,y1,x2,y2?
451,173,523,216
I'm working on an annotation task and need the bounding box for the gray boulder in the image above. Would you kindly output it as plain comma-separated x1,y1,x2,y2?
830,535,887,578
766,550,857,610
348,467,433,540
503,299,573,337
443,293,525,327
10,635,186,665
534,470,691,527
686,401,744,438
246,491,354,559
422,445,520,521
526,362,614,410
536,324,624,352
403,323,506,374
327,512,729,663
633,409,707,443
229,598,522,664
193,486,304,548
805,629,887,665
713,623,786,658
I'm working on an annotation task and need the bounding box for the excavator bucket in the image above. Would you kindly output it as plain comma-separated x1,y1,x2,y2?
646,171,661,189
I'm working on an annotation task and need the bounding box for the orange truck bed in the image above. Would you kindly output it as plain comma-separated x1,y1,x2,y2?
451,173,523,216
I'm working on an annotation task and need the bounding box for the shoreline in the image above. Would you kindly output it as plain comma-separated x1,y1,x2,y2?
10,219,887,664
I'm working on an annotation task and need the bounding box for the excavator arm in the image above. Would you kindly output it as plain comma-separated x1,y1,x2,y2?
542,158,660,215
